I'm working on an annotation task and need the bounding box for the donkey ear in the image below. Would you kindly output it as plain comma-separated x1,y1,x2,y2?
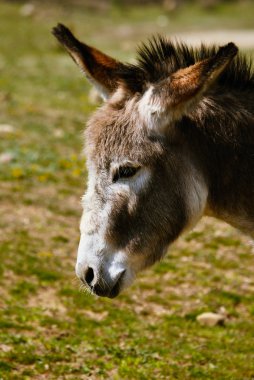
52,24,124,100
139,43,238,131
167,42,238,110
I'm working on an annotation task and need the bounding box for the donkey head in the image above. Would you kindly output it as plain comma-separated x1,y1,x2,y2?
53,24,238,297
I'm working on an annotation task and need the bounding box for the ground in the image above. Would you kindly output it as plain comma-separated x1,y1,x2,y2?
0,1,254,379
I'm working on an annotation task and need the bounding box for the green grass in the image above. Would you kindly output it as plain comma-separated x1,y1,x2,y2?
1,1,254,379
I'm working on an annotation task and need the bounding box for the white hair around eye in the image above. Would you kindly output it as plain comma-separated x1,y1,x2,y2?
110,160,151,194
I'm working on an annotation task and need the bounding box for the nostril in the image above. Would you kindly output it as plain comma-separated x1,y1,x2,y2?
85,267,94,286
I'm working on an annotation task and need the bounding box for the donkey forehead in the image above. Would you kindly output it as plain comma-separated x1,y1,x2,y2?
85,100,164,166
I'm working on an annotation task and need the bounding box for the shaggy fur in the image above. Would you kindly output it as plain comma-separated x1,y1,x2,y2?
53,24,254,298
120,36,253,91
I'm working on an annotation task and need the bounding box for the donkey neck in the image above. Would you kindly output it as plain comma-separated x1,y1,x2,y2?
186,90,254,235
206,148,254,235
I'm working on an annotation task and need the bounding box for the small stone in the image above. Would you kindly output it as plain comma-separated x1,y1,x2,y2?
0,344,12,353
0,124,15,133
196,312,225,326
0,152,14,164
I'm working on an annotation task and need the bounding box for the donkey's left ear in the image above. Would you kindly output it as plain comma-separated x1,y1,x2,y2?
139,42,238,132
52,24,125,100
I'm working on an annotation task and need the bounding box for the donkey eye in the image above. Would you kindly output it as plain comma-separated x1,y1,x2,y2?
113,166,140,183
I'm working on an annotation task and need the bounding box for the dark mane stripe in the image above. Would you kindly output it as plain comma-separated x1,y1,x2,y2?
119,36,254,92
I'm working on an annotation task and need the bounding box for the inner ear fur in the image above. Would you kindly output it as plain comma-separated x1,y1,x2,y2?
170,42,238,106
148,42,238,118
52,23,125,100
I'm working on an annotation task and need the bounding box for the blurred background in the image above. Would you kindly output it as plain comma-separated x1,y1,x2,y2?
0,1,254,379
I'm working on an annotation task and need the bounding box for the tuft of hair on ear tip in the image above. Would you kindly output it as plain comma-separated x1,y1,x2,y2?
52,23,67,38
51,23,78,48
217,42,239,60
204,42,239,78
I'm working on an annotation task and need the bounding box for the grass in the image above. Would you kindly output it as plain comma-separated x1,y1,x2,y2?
0,1,254,379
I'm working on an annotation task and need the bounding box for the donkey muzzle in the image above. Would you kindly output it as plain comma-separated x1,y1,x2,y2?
77,264,126,298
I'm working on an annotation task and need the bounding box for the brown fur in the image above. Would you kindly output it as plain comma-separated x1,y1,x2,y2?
53,25,254,297
52,24,124,96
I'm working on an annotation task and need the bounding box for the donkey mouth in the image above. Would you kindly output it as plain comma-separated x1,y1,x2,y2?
93,270,126,298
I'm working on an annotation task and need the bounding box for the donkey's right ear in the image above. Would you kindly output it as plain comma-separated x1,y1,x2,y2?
52,24,124,100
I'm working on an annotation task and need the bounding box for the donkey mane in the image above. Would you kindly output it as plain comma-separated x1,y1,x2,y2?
118,37,254,151
120,36,254,92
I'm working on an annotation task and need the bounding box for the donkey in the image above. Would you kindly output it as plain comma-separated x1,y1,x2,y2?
52,24,254,298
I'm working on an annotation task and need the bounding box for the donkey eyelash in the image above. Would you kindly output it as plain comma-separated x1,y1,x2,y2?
112,166,140,183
